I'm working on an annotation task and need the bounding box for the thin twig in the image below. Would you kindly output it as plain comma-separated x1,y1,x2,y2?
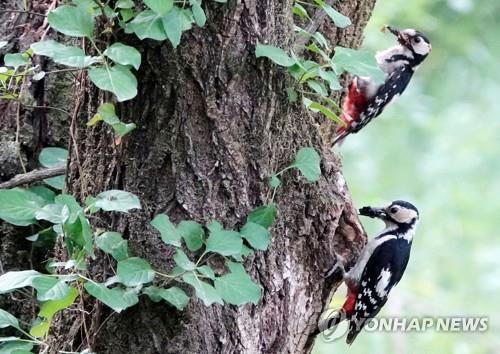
0,166,66,189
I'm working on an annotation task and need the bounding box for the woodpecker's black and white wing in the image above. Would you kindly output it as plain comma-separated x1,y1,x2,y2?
350,64,414,134
346,238,412,344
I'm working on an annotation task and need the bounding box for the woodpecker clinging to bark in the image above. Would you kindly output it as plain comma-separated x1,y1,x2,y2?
317,200,419,344
333,27,431,145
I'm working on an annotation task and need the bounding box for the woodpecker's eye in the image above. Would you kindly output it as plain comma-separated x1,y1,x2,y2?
414,37,421,43
390,207,399,214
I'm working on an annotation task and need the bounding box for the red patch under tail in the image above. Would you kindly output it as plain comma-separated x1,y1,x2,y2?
337,78,367,134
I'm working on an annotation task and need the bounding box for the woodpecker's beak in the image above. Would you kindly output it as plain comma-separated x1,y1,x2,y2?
385,25,410,47
359,206,387,219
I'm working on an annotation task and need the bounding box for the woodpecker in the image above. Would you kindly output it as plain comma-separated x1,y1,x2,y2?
333,27,432,145
317,200,419,344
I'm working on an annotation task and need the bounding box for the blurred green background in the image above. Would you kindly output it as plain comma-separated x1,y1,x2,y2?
314,0,500,353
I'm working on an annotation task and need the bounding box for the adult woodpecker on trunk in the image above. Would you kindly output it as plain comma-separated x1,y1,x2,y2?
316,200,419,344
333,27,432,145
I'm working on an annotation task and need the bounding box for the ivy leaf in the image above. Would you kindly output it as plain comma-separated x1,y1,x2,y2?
268,175,281,188
104,43,141,70
117,257,155,286
31,40,100,68
290,147,321,182
32,277,70,301
189,0,206,27
307,80,328,96
116,0,135,8
39,286,78,319
0,270,41,294
182,273,223,306
292,3,310,20
0,309,20,330
177,220,204,251
35,204,70,224
304,99,342,124
332,47,385,84
93,190,141,213
150,214,182,246
0,341,34,352
62,213,95,258
240,221,270,251
205,228,242,256
314,0,351,28
196,265,215,280
318,68,341,90
255,44,296,67
162,7,182,48
143,286,189,310
0,188,46,226
47,5,94,38
214,262,261,305
54,194,83,223
88,65,138,102
39,147,68,168
28,186,56,203
4,53,29,68
126,10,167,41
92,103,137,137
84,283,138,313
246,204,277,228
96,232,129,261
173,249,196,271
144,0,173,16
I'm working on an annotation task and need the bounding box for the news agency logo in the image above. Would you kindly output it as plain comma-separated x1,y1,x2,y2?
319,308,489,343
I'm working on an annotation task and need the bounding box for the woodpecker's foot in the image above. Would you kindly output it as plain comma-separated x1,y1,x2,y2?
324,253,346,279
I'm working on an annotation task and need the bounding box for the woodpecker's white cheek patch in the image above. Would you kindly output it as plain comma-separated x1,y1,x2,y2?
376,268,392,297
413,41,431,55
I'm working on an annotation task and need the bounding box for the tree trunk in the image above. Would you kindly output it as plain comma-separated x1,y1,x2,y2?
2,0,376,352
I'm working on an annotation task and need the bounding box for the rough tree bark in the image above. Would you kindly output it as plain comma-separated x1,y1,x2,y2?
1,0,377,353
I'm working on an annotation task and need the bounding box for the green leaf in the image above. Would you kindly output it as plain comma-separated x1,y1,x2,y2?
162,7,182,48
44,176,65,190
93,190,141,213
0,340,34,353
318,68,341,90
314,0,351,28
290,147,321,182
306,100,342,124
84,283,138,313
144,0,173,15
205,228,242,256
286,87,298,103
35,204,69,224
88,65,138,102
173,249,196,271
189,0,206,27
54,194,83,222
93,103,137,137
247,204,277,228
292,3,310,20
116,0,134,8
332,47,385,84
307,80,328,96
117,257,155,286
0,309,20,329
0,270,41,294
63,213,95,258
143,286,189,310
39,286,78,319
177,220,204,251
196,265,215,279
240,221,270,251
39,147,68,168
268,175,281,188
150,214,182,246
47,5,94,38
32,276,70,301
28,186,56,203
31,40,99,68
0,188,46,226
255,44,296,67
96,232,129,261
214,262,261,305
4,54,29,68
182,273,223,306
104,43,141,70
126,10,167,41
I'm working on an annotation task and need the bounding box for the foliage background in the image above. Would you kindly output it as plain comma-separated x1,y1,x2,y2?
314,0,500,352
